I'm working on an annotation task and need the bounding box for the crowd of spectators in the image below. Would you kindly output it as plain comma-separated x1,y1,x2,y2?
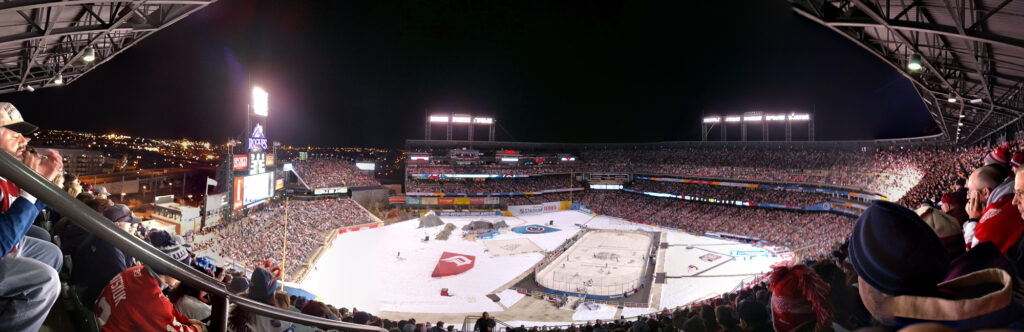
628,180,833,207
192,198,372,280
581,191,853,257
408,146,974,201
295,157,380,188
407,175,582,194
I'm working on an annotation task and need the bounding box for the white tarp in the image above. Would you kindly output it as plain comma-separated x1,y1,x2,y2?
483,238,544,256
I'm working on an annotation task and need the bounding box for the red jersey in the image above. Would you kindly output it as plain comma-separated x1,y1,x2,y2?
0,176,20,211
93,266,200,332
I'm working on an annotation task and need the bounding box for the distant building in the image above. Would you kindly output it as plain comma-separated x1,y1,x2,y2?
54,149,105,176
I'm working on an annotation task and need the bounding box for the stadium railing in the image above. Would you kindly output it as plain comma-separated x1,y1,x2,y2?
0,151,386,332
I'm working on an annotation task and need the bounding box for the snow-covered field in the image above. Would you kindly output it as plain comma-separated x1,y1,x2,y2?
300,210,786,319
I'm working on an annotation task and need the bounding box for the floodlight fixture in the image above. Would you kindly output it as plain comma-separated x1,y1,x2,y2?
429,115,449,123
725,116,742,122
452,115,472,123
947,95,957,103
959,113,965,118
788,113,810,121
969,98,983,104
83,47,96,62
703,117,721,123
765,115,786,121
958,122,964,126
252,86,269,116
743,115,763,122
908,54,922,71
53,74,63,85
473,117,493,124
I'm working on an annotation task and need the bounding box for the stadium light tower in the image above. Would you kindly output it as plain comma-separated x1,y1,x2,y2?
425,113,495,141
252,87,269,117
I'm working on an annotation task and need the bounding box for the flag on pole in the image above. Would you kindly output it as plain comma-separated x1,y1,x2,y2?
207,177,218,186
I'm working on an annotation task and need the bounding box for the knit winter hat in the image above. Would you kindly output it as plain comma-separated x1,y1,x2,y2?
228,275,250,294
849,201,949,295
301,300,325,317
1012,152,1024,167
769,264,833,332
940,190,966,206
148,229,190,266
247,267,277,302
915,206,966,257
353,311,371,325
985,145,1010,167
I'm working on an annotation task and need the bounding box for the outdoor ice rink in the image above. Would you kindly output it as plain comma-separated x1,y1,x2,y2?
535,231,653,296
298,209,789,320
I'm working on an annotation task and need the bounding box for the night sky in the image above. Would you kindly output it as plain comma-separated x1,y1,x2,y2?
5,0,934,148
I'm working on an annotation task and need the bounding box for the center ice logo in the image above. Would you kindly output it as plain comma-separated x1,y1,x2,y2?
512,224,561,234
441,255,472,266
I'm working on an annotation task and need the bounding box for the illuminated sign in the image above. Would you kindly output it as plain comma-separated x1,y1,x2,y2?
275,178,284,190
591,184,623,190
248,124,267,152
249,153,266,175
266,154,275,166
314,187,348,195
233,177,244,210
560,157,576,162
232,155,248,170
355,162,375,171
299,152,307,161
283,163,294,172
500,157,519,162
410,156,430,161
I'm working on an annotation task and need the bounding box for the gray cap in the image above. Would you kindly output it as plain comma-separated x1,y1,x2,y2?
103,204,142,224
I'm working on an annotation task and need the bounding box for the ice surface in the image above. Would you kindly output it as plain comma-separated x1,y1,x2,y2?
300,210,784,317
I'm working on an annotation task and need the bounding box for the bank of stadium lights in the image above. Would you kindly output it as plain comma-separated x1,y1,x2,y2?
252,87,269,116
425,113,497,141
788,113,810,121
743,115,762,122
725,116,742,123
703,116,721,123
908,54,923,72
765,115,786,121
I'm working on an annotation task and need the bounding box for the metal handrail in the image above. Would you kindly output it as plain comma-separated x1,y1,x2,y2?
0,151,385,332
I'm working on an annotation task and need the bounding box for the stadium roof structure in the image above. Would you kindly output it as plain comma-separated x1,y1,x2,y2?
0,0,215,95
790,0,1024,145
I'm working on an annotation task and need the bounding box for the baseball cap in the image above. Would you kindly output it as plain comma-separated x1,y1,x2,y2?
0,103,38,134
95,185,111,196
103,204,143,224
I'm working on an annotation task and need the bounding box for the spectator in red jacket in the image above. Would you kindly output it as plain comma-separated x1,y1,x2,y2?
93,230,204,332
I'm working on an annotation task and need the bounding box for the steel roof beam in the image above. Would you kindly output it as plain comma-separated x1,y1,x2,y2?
18,5,62,89
0,23,158,45
941,0,996,143
827,19,1024,53
0,0,212,15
